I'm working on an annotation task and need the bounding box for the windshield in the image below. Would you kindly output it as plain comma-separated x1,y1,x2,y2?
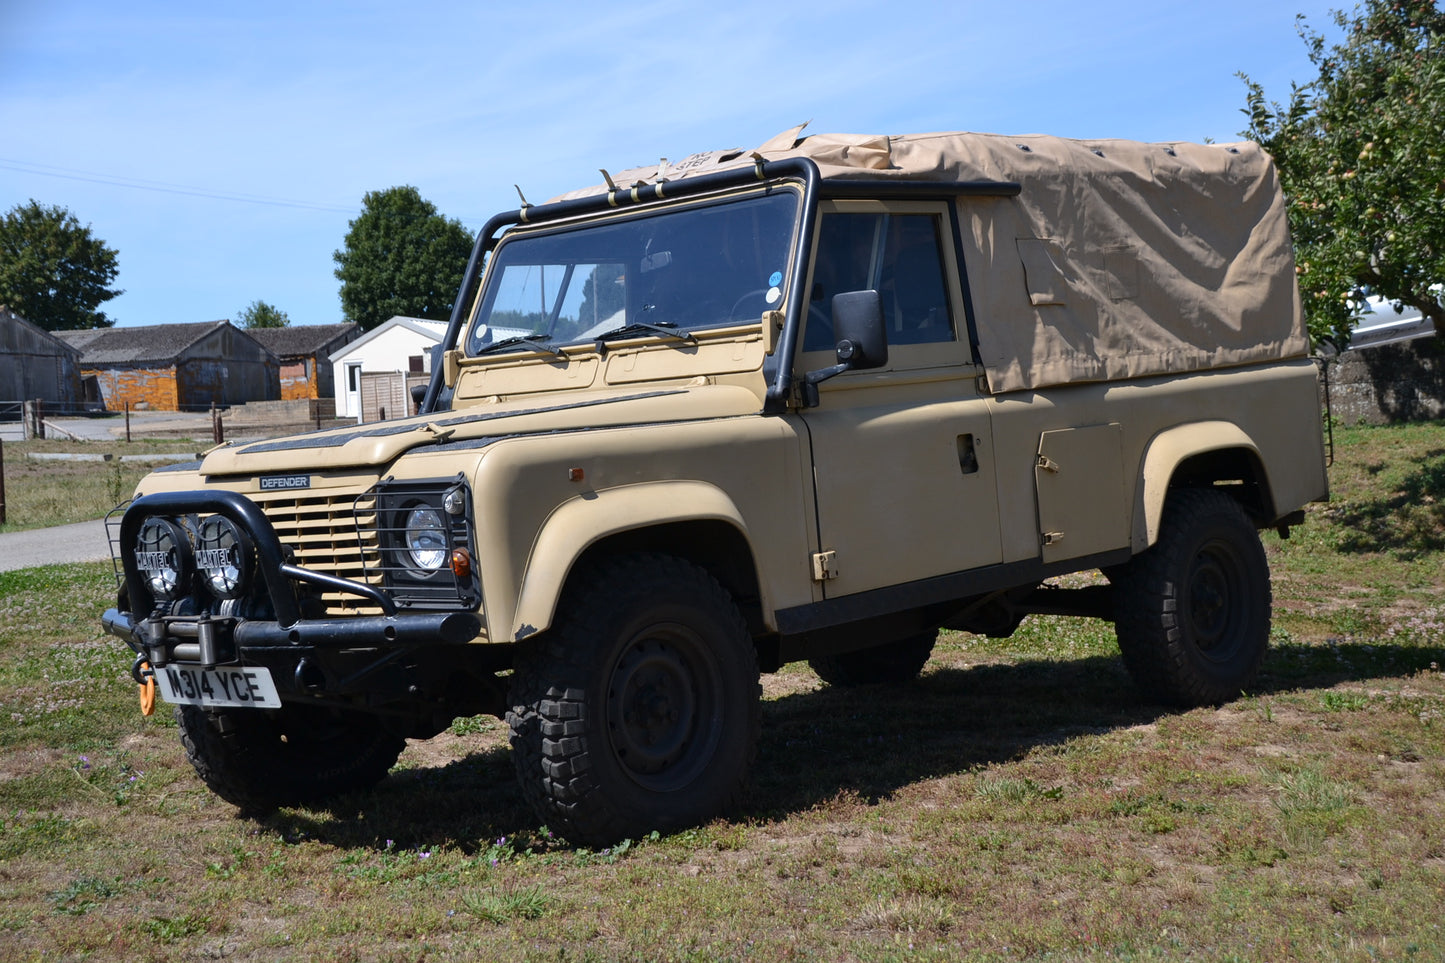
466,190,798,354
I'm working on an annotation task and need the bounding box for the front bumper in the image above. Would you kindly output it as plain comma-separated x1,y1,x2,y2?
102,490,491,716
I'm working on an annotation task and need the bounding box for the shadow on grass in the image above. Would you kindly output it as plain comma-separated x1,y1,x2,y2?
1335,446,1445,558
264,638,1445,851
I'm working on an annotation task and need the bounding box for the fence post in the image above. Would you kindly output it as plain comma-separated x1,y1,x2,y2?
211,402,224,444
125,401,132,443
22,401,35,440
35,399,44,440
0,438,7,525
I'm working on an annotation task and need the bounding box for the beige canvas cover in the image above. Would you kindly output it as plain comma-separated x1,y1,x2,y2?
550,126,1307,393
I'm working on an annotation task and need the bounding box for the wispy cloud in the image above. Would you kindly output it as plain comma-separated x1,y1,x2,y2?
0,0,1338,326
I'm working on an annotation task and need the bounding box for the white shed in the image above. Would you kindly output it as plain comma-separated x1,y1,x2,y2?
329,316,447,421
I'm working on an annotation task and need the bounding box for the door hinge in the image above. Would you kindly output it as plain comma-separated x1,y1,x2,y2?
1041,531,1065,547
1036,453,1061,474
811,550,839,581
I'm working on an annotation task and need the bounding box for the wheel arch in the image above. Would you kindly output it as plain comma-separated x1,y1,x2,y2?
509,481,770,644
1133,421,1277,551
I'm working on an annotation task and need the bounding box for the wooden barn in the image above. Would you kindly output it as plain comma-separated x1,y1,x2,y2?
0,306,84,410
247,323,359,401
55,321,279,412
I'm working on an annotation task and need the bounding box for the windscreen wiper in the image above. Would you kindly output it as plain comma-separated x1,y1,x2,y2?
474,335,565,358
592,322,698,353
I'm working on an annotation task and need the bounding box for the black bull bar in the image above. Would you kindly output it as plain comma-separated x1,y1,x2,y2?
102,490,482,664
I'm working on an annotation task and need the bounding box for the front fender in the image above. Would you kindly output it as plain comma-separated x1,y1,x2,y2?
508,480,765,643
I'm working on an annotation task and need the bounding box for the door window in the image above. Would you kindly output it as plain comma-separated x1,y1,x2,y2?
804,212,956,352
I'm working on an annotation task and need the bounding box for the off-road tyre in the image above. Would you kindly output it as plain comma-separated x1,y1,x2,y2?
808,629,938,686
175,702,405,811
506,553,761,846
1112,489,1271,707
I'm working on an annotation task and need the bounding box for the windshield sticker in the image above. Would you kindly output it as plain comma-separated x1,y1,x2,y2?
766,287,782,305
769,271,783,287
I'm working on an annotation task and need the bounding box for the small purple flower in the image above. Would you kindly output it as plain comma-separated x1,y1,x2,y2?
419,851,431,859
385,839,395,850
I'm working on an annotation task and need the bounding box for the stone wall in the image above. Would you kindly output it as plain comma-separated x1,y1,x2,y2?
223,398,336,425
1323,338,1445,425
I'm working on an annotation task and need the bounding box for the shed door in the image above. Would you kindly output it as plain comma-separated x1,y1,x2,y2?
344,362,362,420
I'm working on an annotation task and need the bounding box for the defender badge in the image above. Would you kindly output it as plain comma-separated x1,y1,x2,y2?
258,474,311,491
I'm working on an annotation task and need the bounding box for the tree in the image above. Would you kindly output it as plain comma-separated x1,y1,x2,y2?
1240,0,1445,348
575,263,627,334
0,200,121,330
238,299,290,328
332,186,474,331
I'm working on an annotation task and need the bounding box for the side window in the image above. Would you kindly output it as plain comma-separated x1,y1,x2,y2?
804,212,955,352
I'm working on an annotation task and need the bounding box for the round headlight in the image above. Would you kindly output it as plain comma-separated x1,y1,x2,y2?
404,506,448,573
134,517,191,601
196,515,253,599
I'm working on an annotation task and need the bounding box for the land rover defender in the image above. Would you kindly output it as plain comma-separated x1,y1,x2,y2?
103,127,1329,845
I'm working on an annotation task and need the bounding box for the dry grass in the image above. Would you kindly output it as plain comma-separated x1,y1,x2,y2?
0,439,202,532
1,423,1444,960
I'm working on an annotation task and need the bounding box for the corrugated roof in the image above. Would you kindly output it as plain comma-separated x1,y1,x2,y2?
247,322,359,358
53,321,234,364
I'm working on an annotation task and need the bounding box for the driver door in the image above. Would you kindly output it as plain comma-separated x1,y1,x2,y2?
798,200,1003,600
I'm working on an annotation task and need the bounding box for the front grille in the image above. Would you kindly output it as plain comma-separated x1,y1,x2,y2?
252,486,383,615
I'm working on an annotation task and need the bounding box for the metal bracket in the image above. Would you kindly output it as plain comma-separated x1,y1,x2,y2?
811,550,839,581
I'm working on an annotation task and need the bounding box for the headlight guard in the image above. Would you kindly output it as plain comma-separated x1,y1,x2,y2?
361,477,479,610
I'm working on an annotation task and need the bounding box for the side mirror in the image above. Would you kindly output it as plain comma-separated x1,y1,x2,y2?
799,289,888,407
831,290,888,371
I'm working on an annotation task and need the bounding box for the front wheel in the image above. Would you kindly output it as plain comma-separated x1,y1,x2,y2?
175,702,405,811
507,554,761,846
1112,489,1271,706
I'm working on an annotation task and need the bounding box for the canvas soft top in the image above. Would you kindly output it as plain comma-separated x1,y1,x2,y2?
550,126,1308,393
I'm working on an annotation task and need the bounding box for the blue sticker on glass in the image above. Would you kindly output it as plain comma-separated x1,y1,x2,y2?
768,271,783,287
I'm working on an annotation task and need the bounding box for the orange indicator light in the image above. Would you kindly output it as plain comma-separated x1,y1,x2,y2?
451,548,472,578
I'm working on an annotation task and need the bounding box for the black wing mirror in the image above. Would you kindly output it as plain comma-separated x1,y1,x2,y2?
800,290,888,406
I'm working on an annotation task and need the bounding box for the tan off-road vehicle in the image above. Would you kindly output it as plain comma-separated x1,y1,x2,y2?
104,127,1328,845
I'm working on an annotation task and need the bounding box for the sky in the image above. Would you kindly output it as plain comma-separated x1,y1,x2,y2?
0,0,1346,329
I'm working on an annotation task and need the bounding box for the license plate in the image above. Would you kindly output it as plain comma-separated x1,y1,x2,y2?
154,665,281,709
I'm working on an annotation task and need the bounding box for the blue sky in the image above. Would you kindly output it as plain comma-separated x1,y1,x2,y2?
1,0,1344,329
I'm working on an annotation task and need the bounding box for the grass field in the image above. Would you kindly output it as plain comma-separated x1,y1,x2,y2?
1,423,1443,961
0,439,204,533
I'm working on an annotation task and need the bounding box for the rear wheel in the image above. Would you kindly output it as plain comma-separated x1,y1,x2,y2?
808,629,938,687
507,553,760,846
175,702,405,811
1112,489,1271,706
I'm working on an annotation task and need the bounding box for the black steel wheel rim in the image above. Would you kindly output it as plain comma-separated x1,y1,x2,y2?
1185,538,1247,661
605,622,723,792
